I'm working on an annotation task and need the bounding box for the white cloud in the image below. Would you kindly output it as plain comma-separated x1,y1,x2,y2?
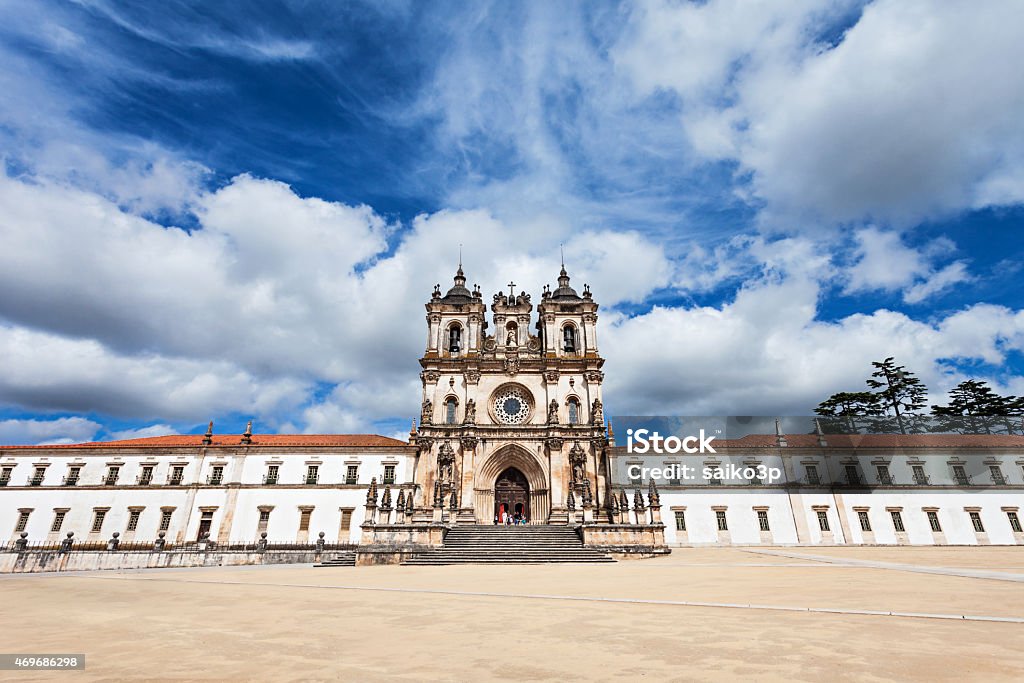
843,227,971,303
107,424,177,441
602,277,1024,416
0,417,101,445
616,0,1024,225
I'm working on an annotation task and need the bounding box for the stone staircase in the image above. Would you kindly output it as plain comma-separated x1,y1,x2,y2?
315,550,356,567
402,525,615,565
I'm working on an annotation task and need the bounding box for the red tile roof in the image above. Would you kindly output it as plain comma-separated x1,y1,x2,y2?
0,434,409,449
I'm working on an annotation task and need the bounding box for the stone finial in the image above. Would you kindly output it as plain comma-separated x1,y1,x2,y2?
432,480,443,508
648,478,660,507
566,487,576,511
775,418,787,447
409,419,417,444
380,485,393,511
633,488,645,512
607,421,615,446
582,478,593,506
203,420,214,445
619,490,629,512
405,488,416,514
241,420,253,445
15,532,28,552
366,477,379,506
449,488,459,511
814,418,828,447
396,488,406,512
607,492,618,512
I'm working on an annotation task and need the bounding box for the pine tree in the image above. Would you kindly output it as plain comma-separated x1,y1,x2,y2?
932,380,1022,434
814,391,883,433
865,357,927,434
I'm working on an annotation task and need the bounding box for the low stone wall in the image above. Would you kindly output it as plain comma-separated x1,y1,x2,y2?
580,523,670,556
0,550,325,574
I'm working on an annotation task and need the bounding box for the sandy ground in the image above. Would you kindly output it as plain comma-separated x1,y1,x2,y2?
2,547,1023,682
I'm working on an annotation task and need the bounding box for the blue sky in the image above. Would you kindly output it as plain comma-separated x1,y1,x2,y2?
0,0,1022,444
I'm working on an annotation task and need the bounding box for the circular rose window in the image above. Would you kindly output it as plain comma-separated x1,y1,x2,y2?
492,386,532,424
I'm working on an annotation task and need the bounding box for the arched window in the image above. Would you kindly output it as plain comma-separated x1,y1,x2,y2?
562,325,577,353
448,325,462,353
445,397,458,424
568,398,580,425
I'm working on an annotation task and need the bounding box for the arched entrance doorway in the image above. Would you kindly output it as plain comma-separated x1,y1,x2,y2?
494,467,530,523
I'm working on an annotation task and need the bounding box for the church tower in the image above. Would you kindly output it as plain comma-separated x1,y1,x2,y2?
413,264,608,524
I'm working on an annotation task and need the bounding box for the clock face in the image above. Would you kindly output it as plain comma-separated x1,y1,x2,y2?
493,386,531,424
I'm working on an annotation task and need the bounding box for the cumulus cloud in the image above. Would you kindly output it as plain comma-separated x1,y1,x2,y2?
0,417,101,446
616,0,1024,225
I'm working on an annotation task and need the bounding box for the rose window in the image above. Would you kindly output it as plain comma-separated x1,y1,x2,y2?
493,386,532,424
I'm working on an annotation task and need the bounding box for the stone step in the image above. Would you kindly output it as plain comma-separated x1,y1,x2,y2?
314,551,356,567
402,524,614,565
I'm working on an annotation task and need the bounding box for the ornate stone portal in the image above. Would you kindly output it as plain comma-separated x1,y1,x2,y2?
359,263,666,558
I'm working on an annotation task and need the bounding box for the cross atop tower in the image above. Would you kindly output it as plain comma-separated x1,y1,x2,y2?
507,281,516,298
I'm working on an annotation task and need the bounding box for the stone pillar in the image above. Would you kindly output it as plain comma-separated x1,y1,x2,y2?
449,488,459,527
315,531,326,558
432,480,444,523
107,532,120,552
59,531,75,553
633,488,645,526
648,480,662,525
14,532,28,552
619,490,631,525
153,531,166,552
379,485,393,526
364,477,379,526
566,487,577,525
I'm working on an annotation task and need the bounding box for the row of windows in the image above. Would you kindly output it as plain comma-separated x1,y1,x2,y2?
15,505,360,538
671,508,1024,535
439,397,584,424
631,462,1021,486
15,507,175,535
0,463,394,487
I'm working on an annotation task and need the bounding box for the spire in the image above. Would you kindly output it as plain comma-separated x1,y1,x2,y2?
202,420,213,446
775,418,788,448
240,420,253,445
814,418,828,447
439,263,473,303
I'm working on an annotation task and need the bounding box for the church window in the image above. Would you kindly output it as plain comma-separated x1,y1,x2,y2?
448,325,462,353
126,508,142,532
858,510,872,532
756,509,770,532
674,510,686,531
890,510,905,532
816,510,830,532
15,509,31,532
91,509,107,533
567,398,580,424
445,398,458,424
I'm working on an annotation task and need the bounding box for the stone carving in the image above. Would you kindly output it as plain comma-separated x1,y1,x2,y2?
465,369,481,384
433,480,443,507
619,490,629,513
527,336,541,352
316,531,326,553
366,477,378,506
608,493,618,512
483,337,497,352
108,532,120,551
59,531,75,553
582,478,593,506
585,370,604,384
202,420,213,445
154,531,166,552
14,532,28,552
460,435,478,450
257,532,268,552
449,488,459,511
396,488,406,512
569,441,587,483
566,487,576,511
648,478,660,507
506,329,517,346
380,485,392,511
590,398,604,425
421,370,441,384
437,441,456,482
547,399,559,424
504,356,520,376
546,437,563,451
406,488,416,514
633,488,645,512
421,399,433,425
464,399,476,424
543,369,559,383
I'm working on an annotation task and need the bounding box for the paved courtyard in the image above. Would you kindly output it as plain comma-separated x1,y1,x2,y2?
2,546,1023,681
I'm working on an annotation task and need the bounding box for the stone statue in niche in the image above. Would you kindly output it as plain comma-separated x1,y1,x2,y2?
548,399,559,423
464,399,476,424
421,399,433,425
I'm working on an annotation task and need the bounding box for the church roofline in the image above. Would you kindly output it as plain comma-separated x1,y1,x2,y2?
0,434,410,450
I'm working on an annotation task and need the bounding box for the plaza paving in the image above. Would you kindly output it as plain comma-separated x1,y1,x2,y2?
2,546,1023,681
